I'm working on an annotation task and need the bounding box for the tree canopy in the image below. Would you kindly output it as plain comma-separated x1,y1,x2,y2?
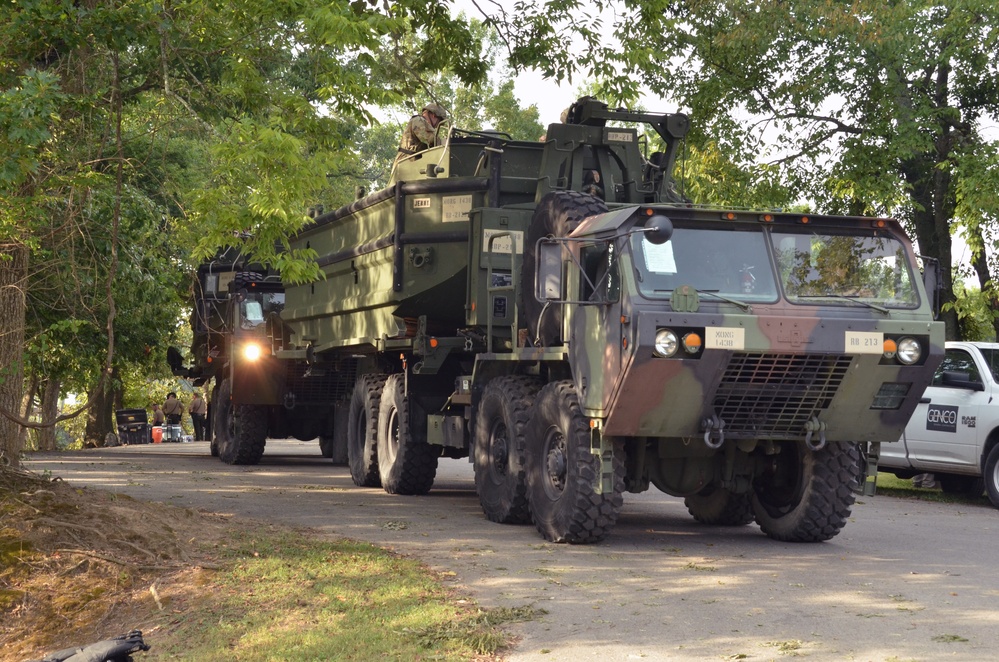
496,0,999,339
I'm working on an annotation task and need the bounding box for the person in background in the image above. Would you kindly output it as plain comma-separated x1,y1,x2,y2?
151,403,165,427
189,392,208,441
162,392,183,425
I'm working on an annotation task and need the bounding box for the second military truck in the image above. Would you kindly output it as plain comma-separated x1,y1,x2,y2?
206,98,945,543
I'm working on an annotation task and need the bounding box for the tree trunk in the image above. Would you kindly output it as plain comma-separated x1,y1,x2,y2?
901,158,960,340
37,377,61,451
965,223,999,340
0,242,28,468
85,372,115,447
18,372,39,451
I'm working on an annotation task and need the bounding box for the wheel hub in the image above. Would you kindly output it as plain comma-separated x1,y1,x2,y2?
490,425,509,476
545,432,567,493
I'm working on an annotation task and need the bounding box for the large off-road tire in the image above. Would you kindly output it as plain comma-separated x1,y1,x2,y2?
214,378,268,465
521,191,608,346
526,380,624,543
347,374,387,487
751,440,860,542
938,473,984,496
231,270,265,291
376,374,439,495
984,444,999,509
684,485,755,526
473,376,542,524
209,381,220,457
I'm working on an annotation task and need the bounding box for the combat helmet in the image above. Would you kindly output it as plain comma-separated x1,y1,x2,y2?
423,102,448,119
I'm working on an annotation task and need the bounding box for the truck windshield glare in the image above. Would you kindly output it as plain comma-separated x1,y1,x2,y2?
773,230,918,308
633,227,779,302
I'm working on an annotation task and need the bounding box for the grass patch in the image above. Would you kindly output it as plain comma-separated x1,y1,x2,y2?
2,467,533,661
157,534,526,660
873,473,991,507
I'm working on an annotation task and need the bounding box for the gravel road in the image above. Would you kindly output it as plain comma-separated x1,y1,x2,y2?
26,440,999,662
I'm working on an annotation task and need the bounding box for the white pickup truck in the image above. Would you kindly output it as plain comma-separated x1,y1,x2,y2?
879,341,999,508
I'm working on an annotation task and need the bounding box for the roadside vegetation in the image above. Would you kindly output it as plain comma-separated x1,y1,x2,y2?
0,467,538,661
875,472,992,508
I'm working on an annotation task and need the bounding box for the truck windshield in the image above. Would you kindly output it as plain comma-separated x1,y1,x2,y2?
632,226,779,302
772,230,917,308
239,293,285,329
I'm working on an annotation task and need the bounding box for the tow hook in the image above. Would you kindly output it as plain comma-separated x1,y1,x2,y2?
804,417,827,451
702,415,725,449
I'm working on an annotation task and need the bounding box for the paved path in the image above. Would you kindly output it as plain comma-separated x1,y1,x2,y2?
26,440,999,661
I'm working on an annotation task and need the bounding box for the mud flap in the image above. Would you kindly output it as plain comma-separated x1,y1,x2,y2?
589,421,615,495
863,441,880,496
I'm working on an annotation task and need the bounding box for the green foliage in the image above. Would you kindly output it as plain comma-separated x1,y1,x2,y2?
498,0,999,339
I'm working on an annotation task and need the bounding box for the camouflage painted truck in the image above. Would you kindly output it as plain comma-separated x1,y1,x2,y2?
215,97,946,543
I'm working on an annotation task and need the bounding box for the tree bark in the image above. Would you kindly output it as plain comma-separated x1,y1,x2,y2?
85,373,115,447
0,242,28,468
38,377,61,451
18,372,39,451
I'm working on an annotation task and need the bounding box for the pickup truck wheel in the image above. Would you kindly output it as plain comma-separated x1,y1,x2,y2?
751,440,860,542
474,376,541,524
215,379,268,465
377,374,438,495
985,445,999,509
684,486,754,526
522,192,608,346
347,374,387,487
938,473,984,496
526,381,624,543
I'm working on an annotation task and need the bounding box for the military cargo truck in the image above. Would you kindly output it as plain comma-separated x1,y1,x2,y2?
208,97,945,543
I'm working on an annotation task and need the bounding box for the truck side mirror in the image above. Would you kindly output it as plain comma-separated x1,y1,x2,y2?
940,370,985,391
920,256,942,318
536,240,563,302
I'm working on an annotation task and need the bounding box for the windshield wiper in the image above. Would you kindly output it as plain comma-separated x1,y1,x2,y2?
655,288,753,312
796,294,890,315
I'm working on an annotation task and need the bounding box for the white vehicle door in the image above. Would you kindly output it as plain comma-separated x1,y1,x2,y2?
903,346,989,470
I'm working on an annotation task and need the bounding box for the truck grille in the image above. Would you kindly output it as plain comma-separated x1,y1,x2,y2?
285,360,357,405
711,353,852,438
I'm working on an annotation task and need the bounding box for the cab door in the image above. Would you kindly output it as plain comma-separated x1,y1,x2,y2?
903,346,988,470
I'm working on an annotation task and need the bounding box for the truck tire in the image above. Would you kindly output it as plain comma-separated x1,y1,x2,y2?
473,376,542,524
347,374,387,487
231,270,265,291
684,486,754,526
209,381,220,457
522,191,608,346
985,444,999,509
526,380,624,543
938,473,984,496
751,440,860,543
377,374,438,495
214,378,268,465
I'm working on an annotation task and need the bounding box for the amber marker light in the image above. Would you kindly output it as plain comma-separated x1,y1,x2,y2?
760,213,774,223
722,211,737,220
800,216,810,224
683,332,702,354
882,338,898,359
430,338,439,348
622,337,628,349
872,219,887,228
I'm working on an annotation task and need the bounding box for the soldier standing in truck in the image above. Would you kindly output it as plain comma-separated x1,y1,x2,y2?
396,102,448,163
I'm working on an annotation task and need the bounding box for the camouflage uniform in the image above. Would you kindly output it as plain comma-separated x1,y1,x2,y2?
397,102,448,158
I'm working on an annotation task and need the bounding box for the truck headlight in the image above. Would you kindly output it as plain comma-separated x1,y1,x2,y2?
896,337,921,365
242,342,263,361
654,329,679,357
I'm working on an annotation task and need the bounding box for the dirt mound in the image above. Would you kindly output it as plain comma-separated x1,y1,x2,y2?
0,465,238,661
